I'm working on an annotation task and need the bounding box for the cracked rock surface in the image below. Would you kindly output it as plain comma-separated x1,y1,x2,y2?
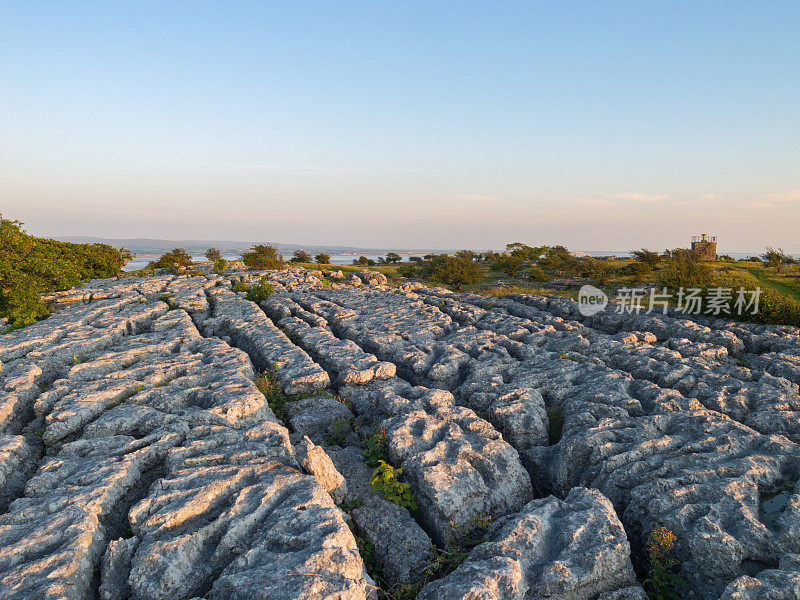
0,267,798,599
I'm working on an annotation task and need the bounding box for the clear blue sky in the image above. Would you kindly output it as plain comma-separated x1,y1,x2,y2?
1,1,798,251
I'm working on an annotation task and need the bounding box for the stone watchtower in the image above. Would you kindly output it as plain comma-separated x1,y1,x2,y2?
691,234,717,260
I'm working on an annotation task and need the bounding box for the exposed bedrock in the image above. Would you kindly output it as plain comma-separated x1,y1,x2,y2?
0,269,798,599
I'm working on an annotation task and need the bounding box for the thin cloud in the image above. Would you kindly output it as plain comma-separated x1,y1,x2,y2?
215,163,445,174
458,193,502,203
607,192,668,203
754,189,800,204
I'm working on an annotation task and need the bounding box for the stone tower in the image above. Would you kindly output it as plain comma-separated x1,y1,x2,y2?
691,234,717,260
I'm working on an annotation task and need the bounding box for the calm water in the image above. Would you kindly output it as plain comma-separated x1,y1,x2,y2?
122,253,399,271
122,251,798,271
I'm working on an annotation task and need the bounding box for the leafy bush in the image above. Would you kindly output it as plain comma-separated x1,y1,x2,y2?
643,527,686,600
631,248,661,267
538,246,582,276
212,258,227,274
418,254,484,290
0,217,131,326
205,247,222,261
245,276,275,303
362,427,389,467
657,249,712,289
314,253,331,264
370,460,418,511
490,253,524,277
761,247,794,272
353,256,370,265
505,242,547,261
290,249,312,263
584,258,616,285
527,266,548,283
150,248,192,270
385,252,402,264
242,244,284,270
618,261,652,283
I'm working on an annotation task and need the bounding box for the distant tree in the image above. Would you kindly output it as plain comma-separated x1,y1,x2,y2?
539,246,581,276
490,254,524,277
151,248,192,270
418,254,484,290
367,259,376,266
762,247,793,272
630,248,661,268
353,256,370,266
290,250,312,263
658,249,712,289
205,247,222,262
242,245,284,270
385,252,402,264
423,254,437,260
314,253,331,264
455,250,476,262
506,243,547,261
409,256,423,263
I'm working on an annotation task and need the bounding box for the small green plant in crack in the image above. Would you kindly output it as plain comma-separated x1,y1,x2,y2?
643,526,687,600
231,279,248,293
370,460,418,511
123,525,134,539
72,355,81,365
324,417,352,446
245,276,275,303
255,368,289,421
338,499,362,513
36,427,45,437
362,426,389,468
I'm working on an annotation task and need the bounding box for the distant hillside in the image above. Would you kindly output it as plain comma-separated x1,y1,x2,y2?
56,237,445,257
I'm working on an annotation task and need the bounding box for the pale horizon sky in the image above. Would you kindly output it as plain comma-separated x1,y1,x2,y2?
1,2,798,253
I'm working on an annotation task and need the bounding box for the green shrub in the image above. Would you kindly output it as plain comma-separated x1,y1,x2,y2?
314,253,331,264
245,277,275,303
370,460,418,511
0,217,130,327
538,246,582,276
205,247,222,261
658,249,712,289
149,248,192,270
490,254,524,277
362,427,389,467
419,254,484,290
528,266,548,283
212,258,227,274
290,249,312,263
242,244,284,270
631,248,662,267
